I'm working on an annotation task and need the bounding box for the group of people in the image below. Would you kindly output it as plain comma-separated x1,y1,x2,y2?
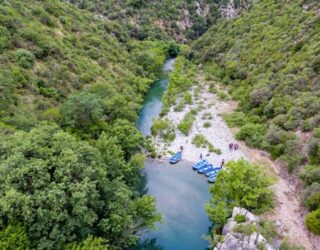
228,143,239,151
182,142,240,169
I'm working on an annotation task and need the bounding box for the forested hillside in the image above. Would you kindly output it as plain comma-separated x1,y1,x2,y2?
190,0,320,234
68,0,252,42
0,0,174,248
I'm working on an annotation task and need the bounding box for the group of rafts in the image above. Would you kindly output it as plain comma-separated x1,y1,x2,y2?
169,152,222,183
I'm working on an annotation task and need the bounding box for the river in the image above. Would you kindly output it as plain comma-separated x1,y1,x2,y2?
135,59,211,250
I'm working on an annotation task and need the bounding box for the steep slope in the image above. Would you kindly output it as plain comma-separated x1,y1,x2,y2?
0,0,171,133
0,0,171,249
190,0,320,240
68,0,252,42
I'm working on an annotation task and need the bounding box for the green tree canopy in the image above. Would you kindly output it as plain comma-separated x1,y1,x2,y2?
0,123,160,249
206,159,274,228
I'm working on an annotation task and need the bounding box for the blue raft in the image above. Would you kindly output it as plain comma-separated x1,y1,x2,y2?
169,151,182,164
192,160,208,170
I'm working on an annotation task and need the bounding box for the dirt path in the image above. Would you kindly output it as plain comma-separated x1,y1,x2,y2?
153,71,320,249
238,142,320,250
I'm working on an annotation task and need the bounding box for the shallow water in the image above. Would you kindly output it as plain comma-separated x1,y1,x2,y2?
135,59,211,250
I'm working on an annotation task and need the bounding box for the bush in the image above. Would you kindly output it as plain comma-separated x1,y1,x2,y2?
260,221,277,243
203,121,212,128
192,134,208,148
223,112,246,128
151,119,169,135
308,138,320,165
208,144,222,154
305,209,320,234
178,112,195,135
236,123,266,148
217,91,228,100
300,165,320,186
302,182,320,211
151,118,175,142
233,223,258,236
15,49,35,69
183,92,193,105
234,214,246,223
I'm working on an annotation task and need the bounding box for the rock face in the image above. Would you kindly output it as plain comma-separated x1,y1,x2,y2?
215,207,276,250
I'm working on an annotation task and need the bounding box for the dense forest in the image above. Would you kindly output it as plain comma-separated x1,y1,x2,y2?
0,0,175,248
0,0,320,249
190,0,320,235
68,0,252,42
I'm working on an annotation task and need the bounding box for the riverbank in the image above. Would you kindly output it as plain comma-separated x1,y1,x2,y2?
152,69,320,249
153,72,247,167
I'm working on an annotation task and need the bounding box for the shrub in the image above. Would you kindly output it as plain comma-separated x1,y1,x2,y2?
174,100,185,112
308,138,320,165
203,121,211,128
300,165,320,186
217,91,228,100
302,182,320,211
223,112,246,127
15,49,35,69
178,112,195,135
233,223,258,236
236,123,266,148
192,134,208,148
151,119,175,142
305,209,320,234
234,214,246,223
183,92,193,105
208,144,222,154
260,221,277,243
151,119,169,135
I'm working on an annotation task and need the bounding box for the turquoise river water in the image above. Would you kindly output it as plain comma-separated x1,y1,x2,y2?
135,59,211,250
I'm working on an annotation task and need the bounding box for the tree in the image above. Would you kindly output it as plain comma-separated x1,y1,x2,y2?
0,224,30,250
0,123,160,249
206,160,273,228
65,236,108,250
61,92,104,130
305,209,320,235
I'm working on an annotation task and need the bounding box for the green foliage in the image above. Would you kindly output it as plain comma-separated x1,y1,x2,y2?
61,92,104,130
206,160,273,228
279,241,305,250
192,134,208,148
151,118,175,142
0,123,160,249
223,112,246,128
178,112,195,135
303,185,320,211
300,165,320,186
259,221,277,243
233,223,258,236
64,236,108,250
203,121,211,128
305,209,320,234
236,123,267,148
68,0,242,42
15,49,35,69
191,0,320,171
162,56,196,114
234,214,246,223
0,224,31,250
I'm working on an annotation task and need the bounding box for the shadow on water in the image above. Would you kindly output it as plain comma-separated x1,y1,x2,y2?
128,238,164,250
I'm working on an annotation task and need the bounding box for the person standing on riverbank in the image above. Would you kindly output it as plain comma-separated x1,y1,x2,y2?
221,159,225,169
200,153,203,160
